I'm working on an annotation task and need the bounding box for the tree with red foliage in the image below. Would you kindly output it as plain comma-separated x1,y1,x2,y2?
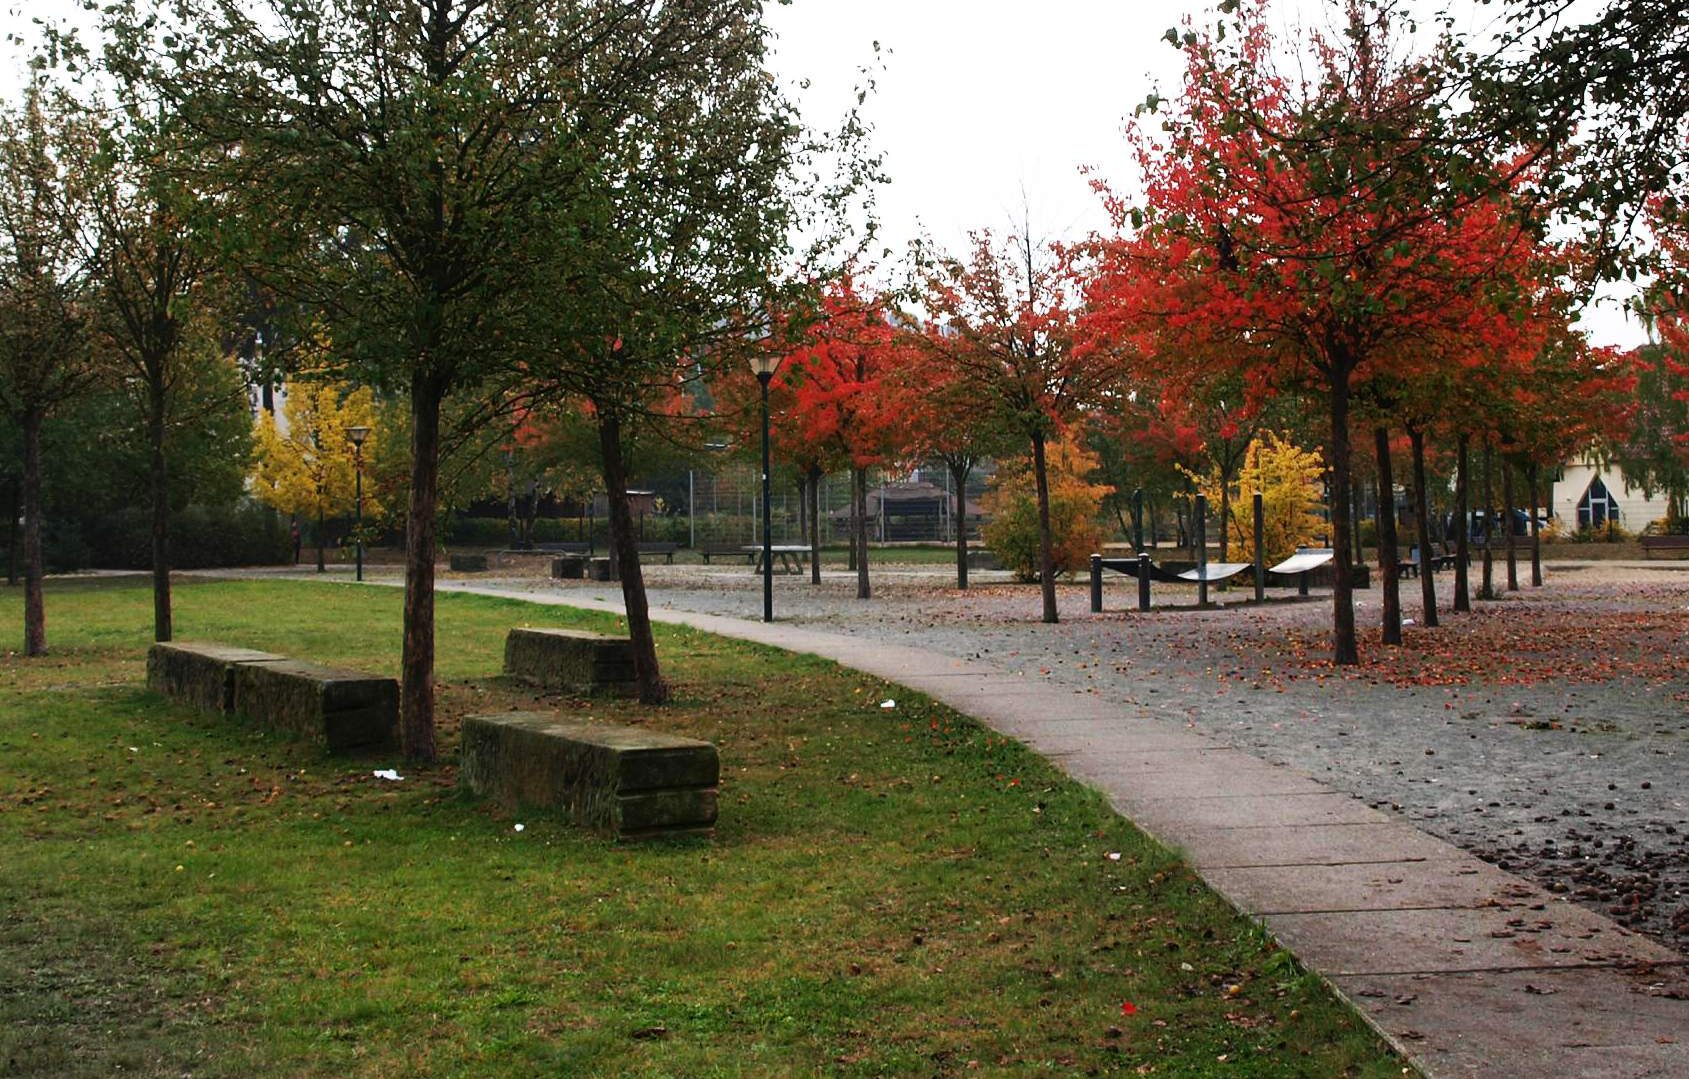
1086,0,1547,663
765,280,903,600
889,323,1016,588
917,230,1121,623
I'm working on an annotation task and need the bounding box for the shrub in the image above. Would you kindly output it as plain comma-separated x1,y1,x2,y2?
82,500,292,569
982,436,1109,582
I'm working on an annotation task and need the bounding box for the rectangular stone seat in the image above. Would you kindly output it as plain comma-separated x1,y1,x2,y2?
460,712,718,838
230,659,398,752
550,556,586,579
147,641,286,714
504,627,638,695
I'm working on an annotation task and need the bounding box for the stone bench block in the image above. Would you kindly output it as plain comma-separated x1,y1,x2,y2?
460,712,718,837
450,553,488,572
550,556,586,580
504,628,637,695
588,557,614,581
230,659,398,752
147,642,286,714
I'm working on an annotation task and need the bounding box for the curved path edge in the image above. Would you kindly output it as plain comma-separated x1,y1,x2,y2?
384,578,1689,1076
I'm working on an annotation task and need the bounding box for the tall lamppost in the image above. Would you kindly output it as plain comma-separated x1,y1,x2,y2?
749,353,782,622
347,425,370,581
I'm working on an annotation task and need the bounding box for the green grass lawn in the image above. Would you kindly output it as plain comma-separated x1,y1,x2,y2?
0,578,1409,1078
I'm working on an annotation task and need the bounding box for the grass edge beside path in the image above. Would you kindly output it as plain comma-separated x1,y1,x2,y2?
0,576,1414,1078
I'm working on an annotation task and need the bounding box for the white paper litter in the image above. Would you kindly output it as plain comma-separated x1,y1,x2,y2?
1106,851,1122,861
514,823,526,832
372,769,404,781
879,699,896,709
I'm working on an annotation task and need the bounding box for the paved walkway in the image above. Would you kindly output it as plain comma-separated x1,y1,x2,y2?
432,578,1686,1079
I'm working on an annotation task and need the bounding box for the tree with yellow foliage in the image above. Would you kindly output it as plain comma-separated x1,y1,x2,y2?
1184,432,1325,565
251,378,380,571
982,433,1112,582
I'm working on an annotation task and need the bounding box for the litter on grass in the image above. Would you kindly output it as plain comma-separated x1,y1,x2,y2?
880,699,896,709
372,769,404,781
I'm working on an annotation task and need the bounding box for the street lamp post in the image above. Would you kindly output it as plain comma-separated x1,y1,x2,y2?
749,353,782,622
347,425,370,582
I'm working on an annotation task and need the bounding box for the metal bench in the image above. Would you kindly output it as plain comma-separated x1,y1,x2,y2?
1639,534,1689,558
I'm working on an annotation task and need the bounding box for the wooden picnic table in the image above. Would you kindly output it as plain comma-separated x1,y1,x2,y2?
744,544,813,574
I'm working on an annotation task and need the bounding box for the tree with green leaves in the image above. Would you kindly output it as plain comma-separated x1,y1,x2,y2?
114,0,820,755
0,84,99,656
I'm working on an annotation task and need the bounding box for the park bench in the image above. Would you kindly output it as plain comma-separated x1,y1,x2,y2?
229,659,399,752
1266,548,1335,595
1397,549,1420,579
503,627,638,695
698,543,753,564
460,712,718,838
1091,553,1254,612
148,641,285,714
1639,534,1689,558
637,541,680,563
747,544,814,573
449,553,488,572
550,555,586,579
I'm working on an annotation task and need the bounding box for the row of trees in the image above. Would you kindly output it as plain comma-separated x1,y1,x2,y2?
5,0,880,766
8,0,1689,763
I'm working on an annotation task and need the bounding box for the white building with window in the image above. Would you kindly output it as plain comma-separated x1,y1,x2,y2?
1550,458,1677,533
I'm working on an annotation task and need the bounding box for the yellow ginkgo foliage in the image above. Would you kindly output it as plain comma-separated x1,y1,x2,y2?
1184,431,1326,565
251,376,381,568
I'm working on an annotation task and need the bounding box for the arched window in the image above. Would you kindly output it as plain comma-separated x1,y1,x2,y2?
1577,477,1619,529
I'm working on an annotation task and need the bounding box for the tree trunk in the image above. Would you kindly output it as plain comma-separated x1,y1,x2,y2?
598,410,667,704
1453,433,1471,612
1503,460,1519,591
399,376,444,763
1218,480,1231,561
316,507,327,572
20,407,46,656
147,376,172,643
1351,478,1365,566
808,464,822,585
1328,374,1358,664
1147,498,1159,550
951,458,971,590
1480,441,1495,600
852,466,870,599
1031,430,1058,624
1409,426,1439,628
1374,426,1401,646
1528,465,1543,587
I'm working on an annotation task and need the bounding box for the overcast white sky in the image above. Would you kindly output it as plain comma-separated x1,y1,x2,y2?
0,0,1647,346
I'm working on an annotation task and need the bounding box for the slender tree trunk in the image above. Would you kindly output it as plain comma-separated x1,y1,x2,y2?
1147,499,1159,550
1454,433,1471,613
400,376,444,763
1218,479,1231,561
1351,479,1365,566
1328,374,1358,664
1503,460,1519,591
1409,426,1439,628
1031,430,1058,624
316,507,326,572
951,458,971,590
598,411,666,704
846,475,857,573
1374,426,1402,646
1480,442,1496,600
852,466,870,599
20,407,46,656
808,465,821,585
147,376,172,643
1529,465,1543,588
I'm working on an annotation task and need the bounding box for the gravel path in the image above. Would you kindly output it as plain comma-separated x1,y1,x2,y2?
466,556,1688,952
